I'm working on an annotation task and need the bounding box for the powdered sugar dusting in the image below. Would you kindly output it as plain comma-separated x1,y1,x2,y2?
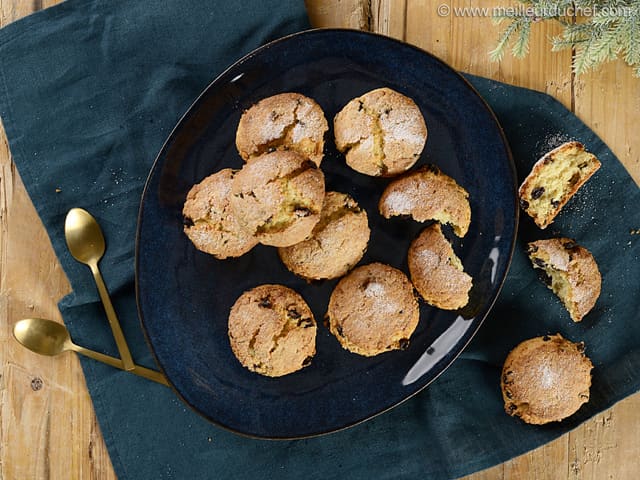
364,282,386,298
536,132,573,157
383,190,413,212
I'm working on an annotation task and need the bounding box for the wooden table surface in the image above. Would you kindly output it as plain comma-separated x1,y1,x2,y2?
1,0,638,478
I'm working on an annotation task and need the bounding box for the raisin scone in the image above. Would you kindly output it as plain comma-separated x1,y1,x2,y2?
228,284,317,377
408,223,473,310
519,141,601,229
501,334,593,425
278,191,370,280
333,87,427,177
230,150,325,247
527,238,601,322
182,169,258,259
236,93,328,166
379,165,471,237
326,263,420,357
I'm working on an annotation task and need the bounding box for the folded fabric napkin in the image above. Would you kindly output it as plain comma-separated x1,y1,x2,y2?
1,1,639,479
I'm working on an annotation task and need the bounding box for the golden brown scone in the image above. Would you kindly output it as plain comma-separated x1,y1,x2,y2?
519,141,601,229
182,169,258,259
236,93,328,166
527,238,601,322
408,223,473,310
230,150,325,247
379,165,471,237
501,334,593,425
326,263,420,357
228,284,317,377
278,191,370,280
333,87,427,177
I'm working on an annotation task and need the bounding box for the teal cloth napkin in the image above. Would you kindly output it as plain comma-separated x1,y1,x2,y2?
1,1,639,479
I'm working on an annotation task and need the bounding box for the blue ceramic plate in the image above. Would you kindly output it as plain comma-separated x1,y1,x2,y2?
136,29,518,439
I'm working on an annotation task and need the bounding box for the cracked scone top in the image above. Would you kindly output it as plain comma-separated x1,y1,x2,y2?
230,150,325,247
182,168,258,259
326,263,420,357
235,92,328,166
228,284,317,377
333,87,427,177
501,334,593,425
278,191,370,280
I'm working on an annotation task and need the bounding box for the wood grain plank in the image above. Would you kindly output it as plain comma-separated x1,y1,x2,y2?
306,0,371,29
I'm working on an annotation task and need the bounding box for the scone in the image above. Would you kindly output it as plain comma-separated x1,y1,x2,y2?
230,150,325,247
379,165,471,237
501,334,593,425
278,191,370,280
408,224,473,310
519,141,601,229
326,263,420,356
333,87,427,177
228,284,317,377
527,238,601,322
182,169,258,259
236,92,328,166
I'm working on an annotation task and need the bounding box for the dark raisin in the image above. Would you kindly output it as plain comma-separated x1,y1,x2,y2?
361,278,371,290
182,215,194,228
538,271,553,286
569,172,581,186
543,335,551,341
398,338,410,350
297,318,314,328
505,390,513,399
287,308,301,319
269,111,279,120
551,199,561,208
519,198,530,210
576,342,585,353
294,207,312,217
258,297,272,308
336,325,343,336
578,161,588,169
533,258,546,268
302,356,313,367
563,240,578,250
357,101,364,111
247,191,257,198
384,108,391,115
267,146,277,153
527,244,539,254
507,403,518,413
380,163,389,176
502,374,511,385
531,186,545,199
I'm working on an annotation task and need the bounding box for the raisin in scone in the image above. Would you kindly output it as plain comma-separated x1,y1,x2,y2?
519,141,601,229
501,334,593,425
527,238,601,322
228,284,317,377
326,263,420,357
379,165,471,237
334,87,427,177
230,150,325,247
182,169,258,259
278,191,370,280
236,93,328,166
408,223,473,310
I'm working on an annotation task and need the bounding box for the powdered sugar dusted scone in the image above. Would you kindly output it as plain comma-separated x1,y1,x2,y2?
278,191,370,280
527,238,601,322
326,263,420,356
379,165,471,237
408,223,472,310
501,334,593,425
519,141,601,229
333,87,427,177
228,284,317,377
230,150,325,247
236,93,328,166
182,169,258,259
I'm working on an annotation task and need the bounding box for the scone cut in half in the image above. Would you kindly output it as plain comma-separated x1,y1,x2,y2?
333,87,427,177
228,284,317,377
379,165,471,237
501,334,593,425
527,238,601,322
230,150,325,247
326,263,420,357
182,168,258,259
278,191,370,280
519,141,601,229
236,92,328,166
408,223,473,310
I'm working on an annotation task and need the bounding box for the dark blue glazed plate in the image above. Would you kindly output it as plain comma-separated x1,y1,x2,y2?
136,29,518,439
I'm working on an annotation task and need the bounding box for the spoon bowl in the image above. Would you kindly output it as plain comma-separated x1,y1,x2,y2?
64,208,106,266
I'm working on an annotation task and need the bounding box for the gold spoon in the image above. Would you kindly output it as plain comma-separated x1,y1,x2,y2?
64,208,135,371
13,318,169,386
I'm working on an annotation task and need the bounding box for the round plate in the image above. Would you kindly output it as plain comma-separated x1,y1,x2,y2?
136,29,518,439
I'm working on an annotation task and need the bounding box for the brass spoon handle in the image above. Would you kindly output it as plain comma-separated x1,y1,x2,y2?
71,343,170,386
89,263,136,371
